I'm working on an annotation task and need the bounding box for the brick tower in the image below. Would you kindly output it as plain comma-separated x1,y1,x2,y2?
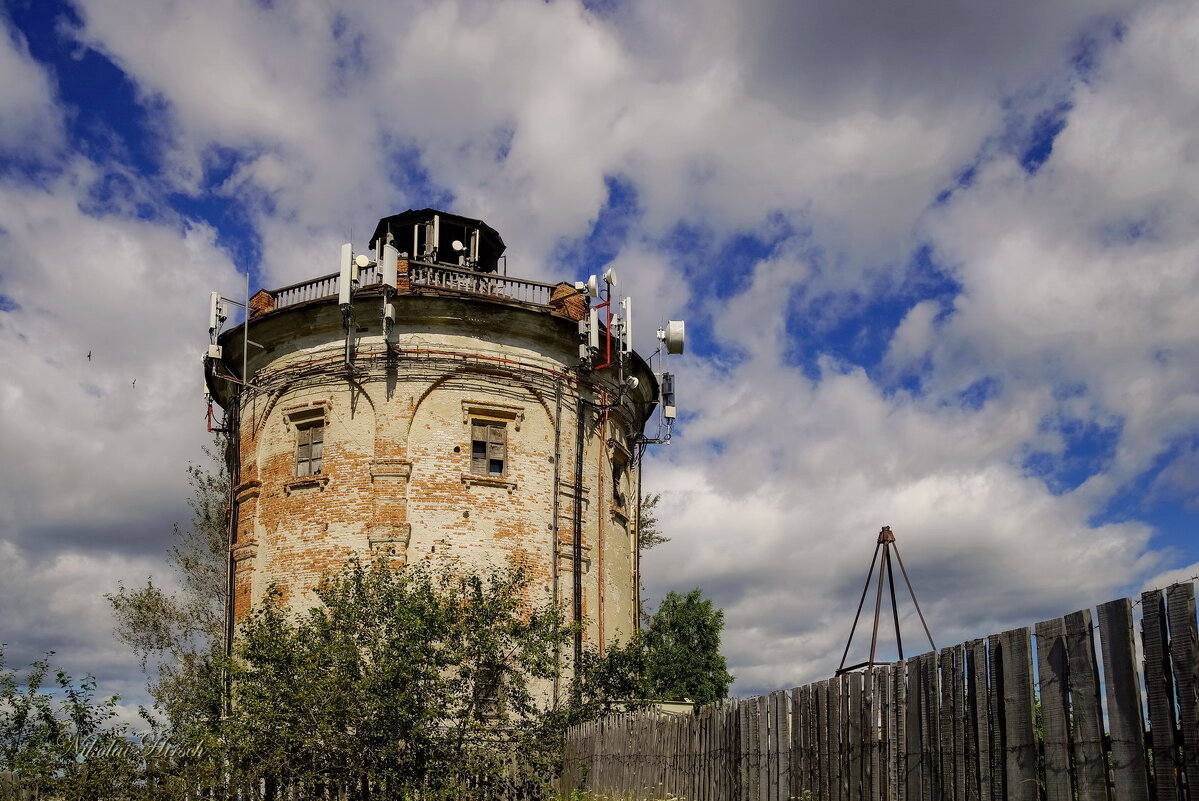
204,209,676,681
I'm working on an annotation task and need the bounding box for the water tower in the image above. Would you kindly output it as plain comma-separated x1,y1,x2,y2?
204,209,683,679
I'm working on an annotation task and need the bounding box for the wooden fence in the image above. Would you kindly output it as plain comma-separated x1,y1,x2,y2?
561,581,1199,801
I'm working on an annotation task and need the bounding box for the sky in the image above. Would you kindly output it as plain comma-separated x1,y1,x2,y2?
0,0,1197,711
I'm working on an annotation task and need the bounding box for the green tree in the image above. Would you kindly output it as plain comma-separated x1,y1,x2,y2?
220,557,572,797
642,589,733,704
0,648,148,800
574,588,734,709
106,452,228,731
637,492,669,552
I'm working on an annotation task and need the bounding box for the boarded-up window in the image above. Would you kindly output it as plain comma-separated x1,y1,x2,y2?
471,420,506,476
295,421,324,476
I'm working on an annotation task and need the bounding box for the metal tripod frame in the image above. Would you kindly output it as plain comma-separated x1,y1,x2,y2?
836,526,936,676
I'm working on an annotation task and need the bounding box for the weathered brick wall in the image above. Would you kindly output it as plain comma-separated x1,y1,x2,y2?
225,294,653,669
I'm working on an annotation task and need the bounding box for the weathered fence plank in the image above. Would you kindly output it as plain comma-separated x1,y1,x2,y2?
758,693,770,801
893,661,906,801
1063,607,1109,801
921,651,939,801
777,688,790,801
1166,582,1199,799
741,699,756,801
848,671,862,801
765,691,778,801
985,633,1005,801
831,675,845,801
965,638,986,801
904,655,923,801
818,679,832,801
874,666,886,801
561,585,1199,801
1098,597,1151,801
951,648,966,801
997,628,1036,801
939,647,955,801
1142,589,1180,801
812,681,823,800
790,686,803,801
1035,616,1074,801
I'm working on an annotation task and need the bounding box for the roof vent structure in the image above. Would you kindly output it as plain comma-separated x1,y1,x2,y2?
369,209,506,273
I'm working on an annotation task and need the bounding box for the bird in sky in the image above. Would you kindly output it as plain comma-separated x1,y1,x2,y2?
132,379,136,387
86,351,91,361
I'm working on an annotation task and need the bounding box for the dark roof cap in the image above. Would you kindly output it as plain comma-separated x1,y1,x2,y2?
369,209,506,260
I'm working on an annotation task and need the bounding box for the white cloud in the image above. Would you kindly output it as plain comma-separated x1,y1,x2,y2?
67,0,1140,285
0,159,241,699
644,0,1199,693
643,306,1154,690
1140,563,1199,595
0,0,1192,702
919,0,1199,497
0,16,63,156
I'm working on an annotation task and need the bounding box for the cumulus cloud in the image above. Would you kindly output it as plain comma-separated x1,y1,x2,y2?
0,158,241,693
643,282,1155,689
0,0,1195,702
0,15,63,156
67,0,1139,283
1140,564,1199,595
919,0,1199,498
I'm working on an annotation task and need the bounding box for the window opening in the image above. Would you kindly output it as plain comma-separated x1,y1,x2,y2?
612,461,627,509
295,420,324,477
471,420,506,476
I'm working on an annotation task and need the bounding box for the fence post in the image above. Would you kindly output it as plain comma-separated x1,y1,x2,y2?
903,655,923,801
1098,597,1150,801
938,647,956,801
1062,608,1110,801
997,628,1037,801
1035,617,1075,801
1142,589,1181,800
1166,583,1199,797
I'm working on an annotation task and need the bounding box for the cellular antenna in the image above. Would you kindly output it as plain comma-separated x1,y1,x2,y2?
620,296,633,355
337,242,356,365
381,241,399,336
209,291,227,337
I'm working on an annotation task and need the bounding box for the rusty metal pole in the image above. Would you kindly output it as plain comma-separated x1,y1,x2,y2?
885,546,904,660
867,528,890,668
837,537,883,674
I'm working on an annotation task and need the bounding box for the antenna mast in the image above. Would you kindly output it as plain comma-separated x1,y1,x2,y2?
836,526,936,675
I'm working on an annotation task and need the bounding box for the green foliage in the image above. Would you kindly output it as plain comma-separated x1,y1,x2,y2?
0,649,148,799
220,557,572,795
637,493,669,553
642,590,733,705
576,588,733,708
570,636,652,720
63,449,732,795
106,452,228,730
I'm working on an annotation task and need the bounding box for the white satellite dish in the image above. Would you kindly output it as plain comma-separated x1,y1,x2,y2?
355,254,370,269
663,320,685,354
451,239,466,252
585,275,600,298
602,266,618,287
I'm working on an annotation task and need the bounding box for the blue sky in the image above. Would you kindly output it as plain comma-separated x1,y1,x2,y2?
0,0,1197,706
